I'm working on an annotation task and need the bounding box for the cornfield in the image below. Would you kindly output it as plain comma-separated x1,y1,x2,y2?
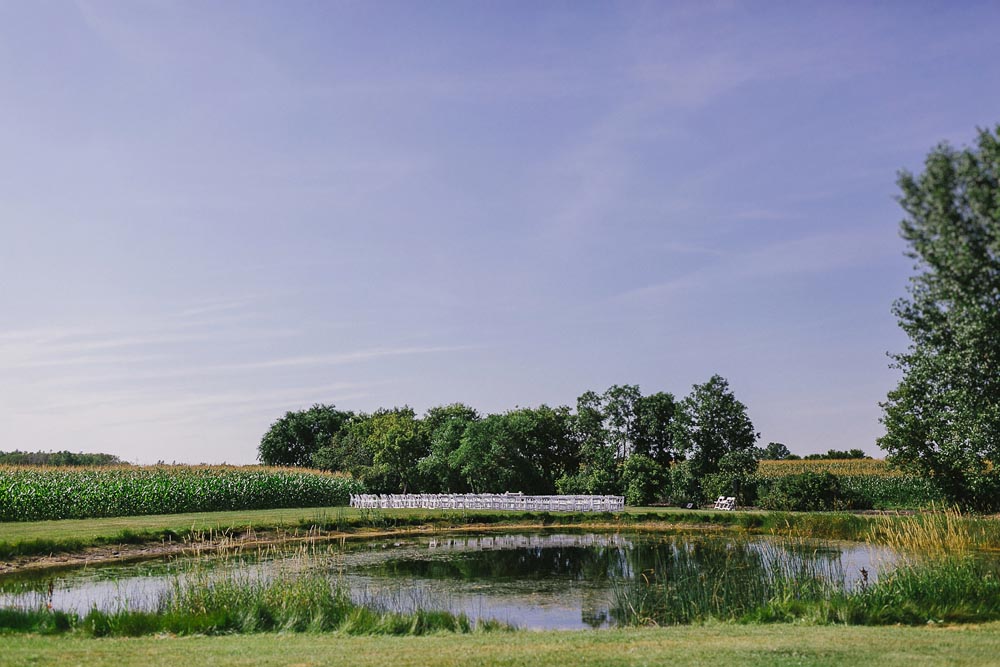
755,459,942,509
0,465,364,522
757,459,903,478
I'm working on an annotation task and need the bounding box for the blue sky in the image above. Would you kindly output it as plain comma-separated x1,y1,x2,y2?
2,1,999,464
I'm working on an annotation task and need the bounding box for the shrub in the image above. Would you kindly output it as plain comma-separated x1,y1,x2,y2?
668,461,702,506
620,455,668,506
757,471,865,511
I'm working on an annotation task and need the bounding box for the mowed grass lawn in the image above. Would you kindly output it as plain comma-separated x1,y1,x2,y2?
4,623,1000,667
0,506,364,543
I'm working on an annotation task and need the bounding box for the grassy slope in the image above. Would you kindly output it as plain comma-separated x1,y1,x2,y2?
0,506,363,542
4,624,1000,667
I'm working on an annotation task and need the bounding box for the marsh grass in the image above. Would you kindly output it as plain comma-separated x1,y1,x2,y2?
611,536,847,625
0,545,509,637
614,510,1000,627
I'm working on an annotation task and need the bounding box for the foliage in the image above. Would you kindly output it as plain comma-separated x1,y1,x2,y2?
614,512,1000,627
671,375,759,502
346,408,430,493
0,466,363,521
759,442,791,460
803,449,869,460
620,454,668,506
0,450,123,466
571,386,678,466
701,449,760,505
879,126,1000,511
667,461,701,505
758,459,896,477
256,379,765,505
753,459,941,509
452,406,575,494
757,471,860,512
258,404,354,467
561,391,620,495
416,404,480,493
611,535,846,625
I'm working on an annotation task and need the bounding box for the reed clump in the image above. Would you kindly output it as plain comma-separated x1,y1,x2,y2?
869,506,980,560
610,536,847,626
614,511,1000,627
0,547,509,637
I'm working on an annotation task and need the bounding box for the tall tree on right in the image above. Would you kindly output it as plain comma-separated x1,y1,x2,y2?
879,126,1000,511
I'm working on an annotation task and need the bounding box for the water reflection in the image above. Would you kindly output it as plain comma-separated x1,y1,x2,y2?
0,532,894,630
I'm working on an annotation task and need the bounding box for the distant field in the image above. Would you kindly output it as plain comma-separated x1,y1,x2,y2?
756,458,942,509
757,458,901,477
0,465,362,522
0,459,939,527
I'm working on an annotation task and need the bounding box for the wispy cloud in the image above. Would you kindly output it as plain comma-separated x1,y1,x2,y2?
618,230,898,304
214,345,476,372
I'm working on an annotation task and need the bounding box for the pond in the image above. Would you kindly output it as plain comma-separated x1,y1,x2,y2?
0,531,895,630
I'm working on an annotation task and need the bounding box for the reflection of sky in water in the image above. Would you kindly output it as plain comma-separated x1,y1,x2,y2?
0,532,898,630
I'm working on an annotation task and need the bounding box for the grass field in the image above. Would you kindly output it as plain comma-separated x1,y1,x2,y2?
3,623,1000,667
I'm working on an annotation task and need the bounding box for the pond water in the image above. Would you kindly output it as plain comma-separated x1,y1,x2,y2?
0,531,895,630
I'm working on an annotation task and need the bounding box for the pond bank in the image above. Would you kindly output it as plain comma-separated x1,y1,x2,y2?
2,506,998,575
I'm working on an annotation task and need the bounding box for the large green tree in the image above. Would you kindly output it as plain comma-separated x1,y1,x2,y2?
353,407,430,493
559,390,619,495
258,404,353,467
416,403,480,492
879,127,1000,510
672,375,759,501
452,406,573,494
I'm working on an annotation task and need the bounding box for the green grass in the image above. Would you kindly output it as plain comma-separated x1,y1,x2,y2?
3,624,1000,667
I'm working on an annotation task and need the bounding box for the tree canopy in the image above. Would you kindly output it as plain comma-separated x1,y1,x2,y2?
258,404,354,468
671,375,760,502
259,377,756,504
879,126,1000,510
0,450,123,466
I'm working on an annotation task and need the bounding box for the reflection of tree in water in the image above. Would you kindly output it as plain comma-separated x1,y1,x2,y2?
580,606,608,629
364,544,630,581
354,532,846,628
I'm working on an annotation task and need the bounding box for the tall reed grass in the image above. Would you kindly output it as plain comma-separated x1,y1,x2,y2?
610,536,847,625
614,510,1000,627
0,546,509,637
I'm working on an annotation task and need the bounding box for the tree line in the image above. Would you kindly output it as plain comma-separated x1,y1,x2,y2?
258,375,760,505
0,450,123,466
